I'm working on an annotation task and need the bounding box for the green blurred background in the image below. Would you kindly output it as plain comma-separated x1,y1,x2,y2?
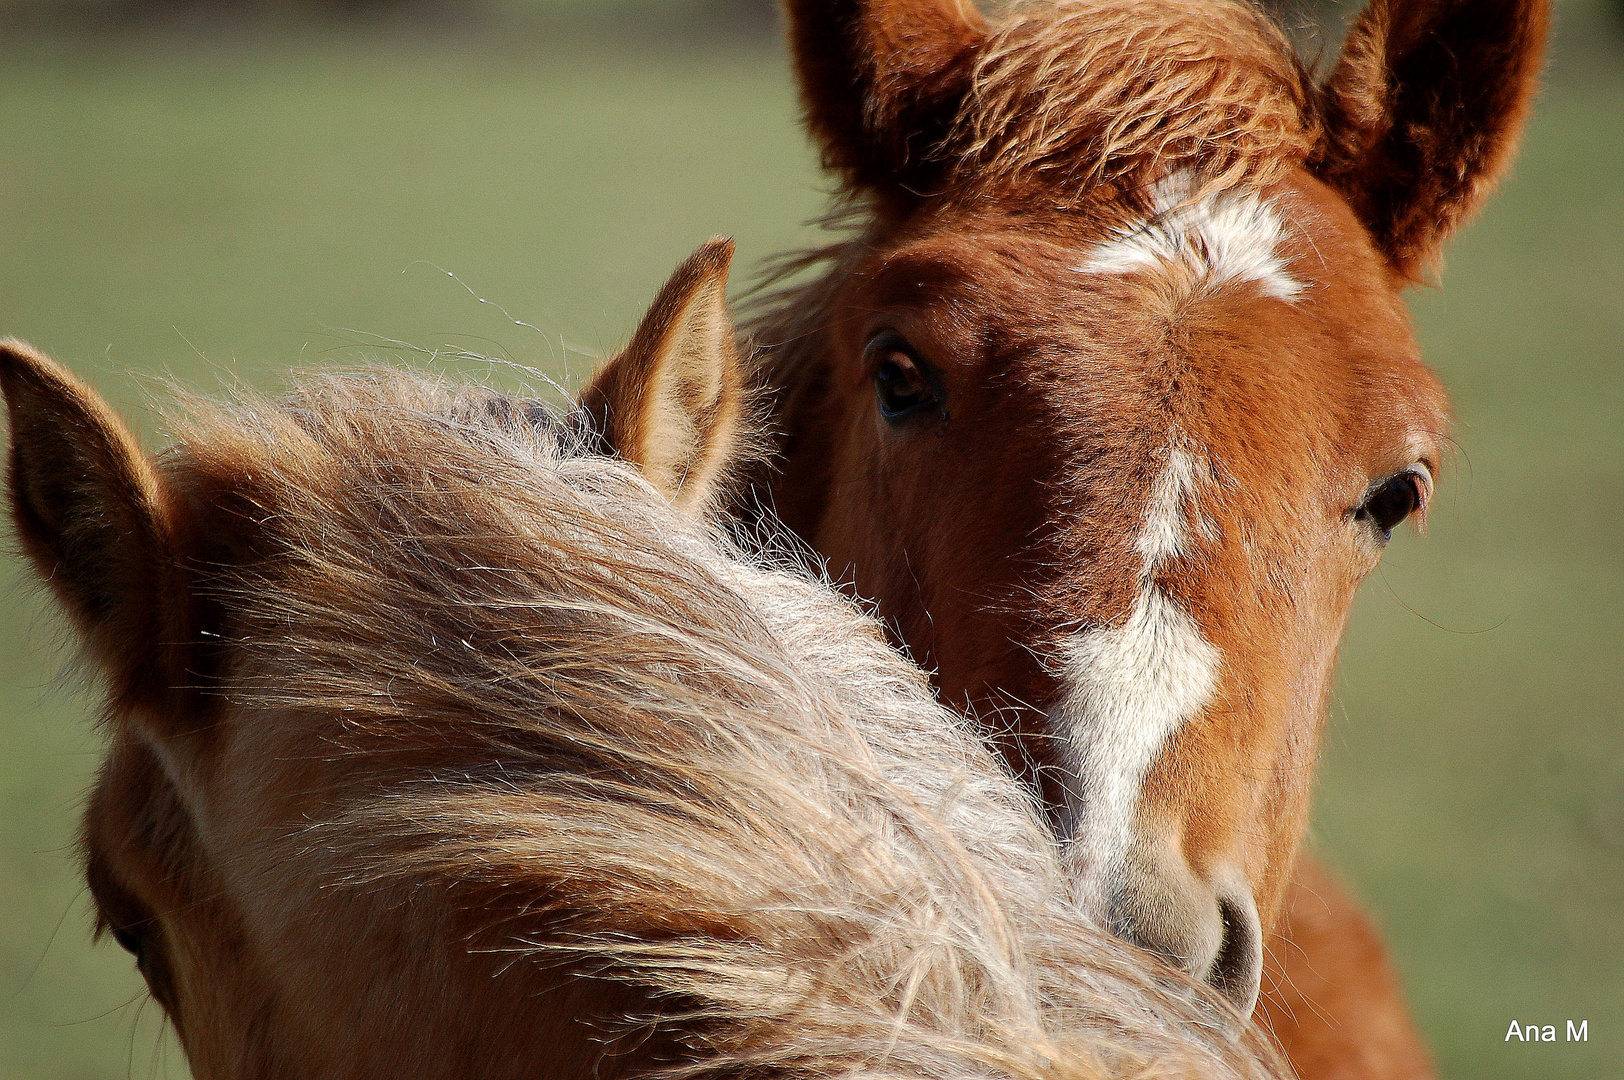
0,1,1619,1076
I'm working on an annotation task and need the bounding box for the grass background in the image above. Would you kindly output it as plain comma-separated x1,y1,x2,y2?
1,4,1620,1076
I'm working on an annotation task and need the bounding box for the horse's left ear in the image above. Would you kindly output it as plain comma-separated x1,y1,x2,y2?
1315,0,1550,282
1,340,182,710
580,239,746,513
786,0,988,212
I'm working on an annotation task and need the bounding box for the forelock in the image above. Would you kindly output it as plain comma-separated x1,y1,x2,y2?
941,0,1318,205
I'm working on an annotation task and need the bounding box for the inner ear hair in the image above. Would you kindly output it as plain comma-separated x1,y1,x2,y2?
1315,0,1550,280
579,239,748,512
786,0,988,208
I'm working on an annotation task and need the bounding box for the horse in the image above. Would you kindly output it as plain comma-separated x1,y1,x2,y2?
1,242,1295,1079
747,0,1548,1073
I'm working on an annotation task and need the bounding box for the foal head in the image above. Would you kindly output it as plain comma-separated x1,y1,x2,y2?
758,0,1547,1008
1,243,754,1078
3,241,1291,1079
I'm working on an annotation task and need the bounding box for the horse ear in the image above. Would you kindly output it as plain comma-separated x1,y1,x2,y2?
1315,0,1549,281
580,239,747,513
1,341,179,707
787,0,988,206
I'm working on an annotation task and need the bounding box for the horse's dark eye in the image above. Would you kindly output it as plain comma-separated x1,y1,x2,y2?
868,334,941,421
1355,469,1428,541
111,925,146,960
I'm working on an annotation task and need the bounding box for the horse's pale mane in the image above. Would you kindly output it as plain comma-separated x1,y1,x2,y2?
944,0,1317,204
154,371,1287,1078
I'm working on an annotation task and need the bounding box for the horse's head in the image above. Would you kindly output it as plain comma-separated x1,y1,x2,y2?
761,0,1547,1009
0,242,751,1078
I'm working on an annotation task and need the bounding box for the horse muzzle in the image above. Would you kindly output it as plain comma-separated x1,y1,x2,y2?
1104,850,1264,1015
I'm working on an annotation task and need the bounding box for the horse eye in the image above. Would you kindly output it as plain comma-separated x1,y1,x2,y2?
111,925,146,960
1355,470,1426,541
867,334,941,421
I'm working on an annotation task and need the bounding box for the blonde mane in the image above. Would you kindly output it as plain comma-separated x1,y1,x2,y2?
149,370,1286,1077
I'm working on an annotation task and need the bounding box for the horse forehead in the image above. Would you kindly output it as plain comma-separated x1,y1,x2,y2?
1073,174,1305,301
858,176,1444,473
942,178,1439,456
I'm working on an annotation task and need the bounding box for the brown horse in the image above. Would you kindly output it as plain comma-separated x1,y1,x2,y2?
750,0,1547,1071
2,243,1294,1079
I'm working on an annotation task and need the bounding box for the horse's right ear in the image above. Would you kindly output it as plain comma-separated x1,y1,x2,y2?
1315,0,1549,281
580,240,747,513
786,0,988,207
1,341,179,709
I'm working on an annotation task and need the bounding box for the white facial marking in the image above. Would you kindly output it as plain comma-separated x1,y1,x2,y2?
1051,447,1221,915
1076,172,1303,301
1135,446,1202,564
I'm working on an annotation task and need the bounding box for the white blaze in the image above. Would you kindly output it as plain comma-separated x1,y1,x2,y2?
1076,172,1304,302
1136,445,1203,563
1052,448,1221,914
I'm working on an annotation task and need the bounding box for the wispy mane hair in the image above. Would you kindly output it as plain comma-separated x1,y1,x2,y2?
157,371,1288,1078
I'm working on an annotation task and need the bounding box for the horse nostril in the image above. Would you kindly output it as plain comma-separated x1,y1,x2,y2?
1101,853,1264,1016
1208,889,1263,1015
